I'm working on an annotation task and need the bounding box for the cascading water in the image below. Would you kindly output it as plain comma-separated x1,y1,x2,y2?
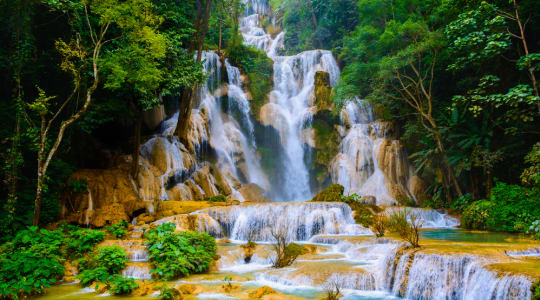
194,202,371,241
331,97,418,206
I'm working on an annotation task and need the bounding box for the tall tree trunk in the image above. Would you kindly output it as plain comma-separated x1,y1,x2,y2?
308,1,318,29
175,0,213,142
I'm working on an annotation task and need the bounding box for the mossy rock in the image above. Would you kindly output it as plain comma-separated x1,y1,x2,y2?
311,184,344,202
314,71,332,111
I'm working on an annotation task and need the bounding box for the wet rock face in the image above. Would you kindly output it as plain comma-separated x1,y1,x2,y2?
238,183,268,202
61,169,144,227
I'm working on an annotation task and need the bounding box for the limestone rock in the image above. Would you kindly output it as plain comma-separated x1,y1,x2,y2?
143,104,166,131
311,184,344,202
193,166,219,199
61,169,144,227
166,183,194,202
182,179,203,202
376,140,416,205
359,195,377,205
132,281,158,297
249,286,276,298
238,183,268,202
177,284,203,295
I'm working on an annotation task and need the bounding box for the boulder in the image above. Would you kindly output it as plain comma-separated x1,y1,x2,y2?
177,284,203,295
61,169,145,227
238,183,268,202
185,179,205,202
311,184,344,202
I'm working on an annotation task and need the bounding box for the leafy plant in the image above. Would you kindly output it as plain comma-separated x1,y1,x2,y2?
159,285,181,300
0,227,65,299
532,280,540,300
270,224,303,268
370,215,390,237
461,200,494,230
106,220,129,239
527,220,540,240
389,210,422,248
78,267,110,287
451,193,474,212
107,275,138,295
60,223,105,259
207,194,227,202
145,223,217,280
67,179,88,193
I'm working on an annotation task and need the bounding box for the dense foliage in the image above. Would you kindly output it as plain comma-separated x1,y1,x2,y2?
0,225,103,299
462,182,540,233
105,220,129,239
145,223,217,280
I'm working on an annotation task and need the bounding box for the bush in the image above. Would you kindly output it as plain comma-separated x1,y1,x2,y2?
532,280,540,300
159,285,181,300
78,246,128,287
487,182,540,232
462,200,494,230
528,220,540,240
227,44,273,115
0,225,105,298
207,194,227,202
0,227,65,298
106,220,129,239
270,225,303,268
370,215,390,237
145,223,217,280
462,182,540,232
108,275,138,295
60,223,105,259
389,210,422,248
450,193,474,212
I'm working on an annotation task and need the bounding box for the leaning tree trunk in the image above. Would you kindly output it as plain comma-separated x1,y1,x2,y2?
132,113,142,178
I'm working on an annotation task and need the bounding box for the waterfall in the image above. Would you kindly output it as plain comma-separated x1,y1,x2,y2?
331,98,418,206
383,207,460,228
387,253,533,300
194,202,371,241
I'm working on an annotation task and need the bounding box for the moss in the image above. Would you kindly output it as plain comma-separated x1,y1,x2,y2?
310,185,382,227
227,44,273,118
532,280,540,300
312,117,339,167
311,184,344,202
314,71,331,111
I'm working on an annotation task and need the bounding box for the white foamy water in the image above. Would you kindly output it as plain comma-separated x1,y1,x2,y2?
383,207,460,228
196,202,371,241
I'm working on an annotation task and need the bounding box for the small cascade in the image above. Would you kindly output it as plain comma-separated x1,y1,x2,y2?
382,207,460,228
101,238,152,280
385,253,533,300
331,98,418,206
506,247,540,257
84,191,94,227
195,202,371,241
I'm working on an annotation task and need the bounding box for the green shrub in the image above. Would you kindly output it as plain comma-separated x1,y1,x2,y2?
145,223,217,280
528,220,540,240
207,194,227,202
486,182,540,232
462,200,494,230
532,280,540,300
0,227,65,298
312,184,344,202
227,44,273,116
159,285,181,300
78,267,110,287
81,245,128,274
60,223,105,259
450,193,474,212
389,210,422,248
108,275,138,295
106,220,129,239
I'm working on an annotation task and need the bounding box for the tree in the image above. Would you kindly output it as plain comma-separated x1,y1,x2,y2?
376,20,463,199
29,0,165,226
174,0,213,143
